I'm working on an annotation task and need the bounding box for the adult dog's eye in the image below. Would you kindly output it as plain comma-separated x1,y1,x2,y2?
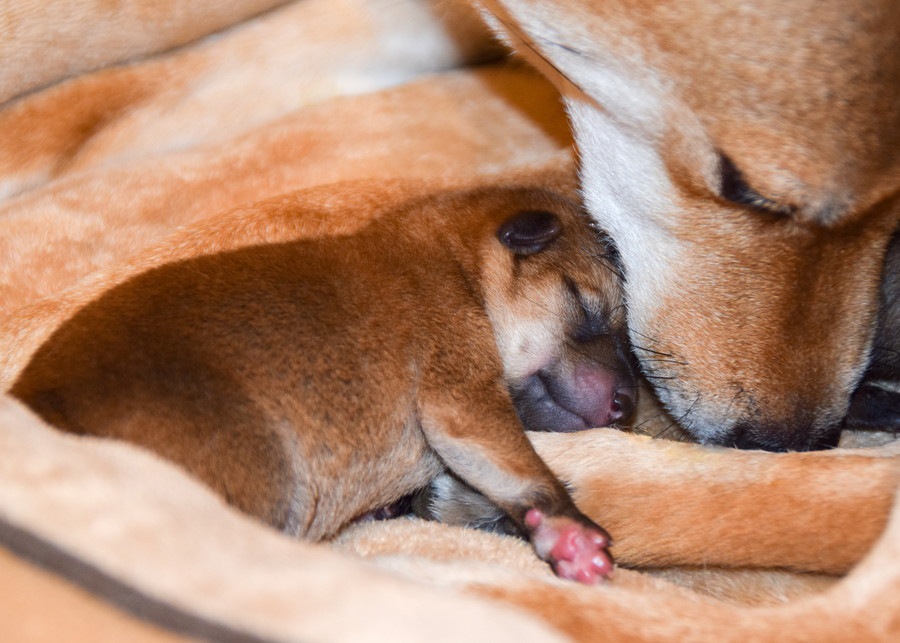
718,153,794,217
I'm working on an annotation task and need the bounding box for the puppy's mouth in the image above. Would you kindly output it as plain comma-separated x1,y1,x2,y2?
512,372,595,433
511,363,636,433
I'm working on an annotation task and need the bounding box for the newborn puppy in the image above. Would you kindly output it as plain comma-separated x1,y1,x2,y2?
11,186,634,584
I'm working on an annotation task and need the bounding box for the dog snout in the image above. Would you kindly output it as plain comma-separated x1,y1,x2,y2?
726,421,842,452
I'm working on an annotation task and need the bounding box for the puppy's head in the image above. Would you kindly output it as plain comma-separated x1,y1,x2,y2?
480,0,900,450
470,188,636,432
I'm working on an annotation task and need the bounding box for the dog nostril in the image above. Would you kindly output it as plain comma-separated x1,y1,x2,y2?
610,390,635,423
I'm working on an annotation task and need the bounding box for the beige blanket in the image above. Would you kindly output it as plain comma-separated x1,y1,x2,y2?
1,1,898,640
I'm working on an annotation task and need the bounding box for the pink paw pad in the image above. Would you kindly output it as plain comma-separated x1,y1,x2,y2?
525,508,613,584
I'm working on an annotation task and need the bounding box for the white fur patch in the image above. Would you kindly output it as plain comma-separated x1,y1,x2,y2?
0,173,50,201
481,1,792,441
490,309,562,382
565,100,682,337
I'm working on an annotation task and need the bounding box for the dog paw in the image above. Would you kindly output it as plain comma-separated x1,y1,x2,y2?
525,508,613,584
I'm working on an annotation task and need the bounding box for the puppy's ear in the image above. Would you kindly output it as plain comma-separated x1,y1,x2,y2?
496,210,562,255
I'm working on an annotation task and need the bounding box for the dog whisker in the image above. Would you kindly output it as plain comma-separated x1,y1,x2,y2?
632,344,678,359
630,329,665,345
639,357,688,367
648,393,699,441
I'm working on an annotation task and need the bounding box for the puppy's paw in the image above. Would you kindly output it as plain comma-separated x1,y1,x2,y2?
525,508,613,584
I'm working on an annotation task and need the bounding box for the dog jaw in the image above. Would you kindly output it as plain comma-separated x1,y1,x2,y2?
479,0,900,450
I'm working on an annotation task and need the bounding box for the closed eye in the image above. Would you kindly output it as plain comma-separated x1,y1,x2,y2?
719,152,794,217
563,277,610,342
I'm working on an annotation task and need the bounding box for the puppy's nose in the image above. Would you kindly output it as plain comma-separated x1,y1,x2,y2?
728,422,841,452
609,388,635,424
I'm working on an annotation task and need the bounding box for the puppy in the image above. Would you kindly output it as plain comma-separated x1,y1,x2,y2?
10,186,635,584
476,0,900,450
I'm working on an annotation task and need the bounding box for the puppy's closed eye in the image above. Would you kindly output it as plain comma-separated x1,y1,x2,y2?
718,153,794,218
563,277,612,342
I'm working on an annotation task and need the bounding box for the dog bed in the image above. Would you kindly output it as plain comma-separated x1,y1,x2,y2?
1,1,897,640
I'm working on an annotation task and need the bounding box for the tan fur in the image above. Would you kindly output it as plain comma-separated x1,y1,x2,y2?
11,186,630,583
531,430,900,575
335,519,839,607
0,0,287,104
1,0,899,638
0,67,574,388
1,396,897,640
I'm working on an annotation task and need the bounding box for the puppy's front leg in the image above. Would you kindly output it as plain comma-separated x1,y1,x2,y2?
418,387,613,584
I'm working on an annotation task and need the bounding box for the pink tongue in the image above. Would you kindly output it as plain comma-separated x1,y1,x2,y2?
570,364,618,427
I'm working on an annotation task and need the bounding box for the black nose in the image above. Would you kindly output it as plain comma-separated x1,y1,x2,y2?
728,422,841,452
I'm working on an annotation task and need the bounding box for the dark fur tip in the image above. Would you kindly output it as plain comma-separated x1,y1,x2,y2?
497,210,562,255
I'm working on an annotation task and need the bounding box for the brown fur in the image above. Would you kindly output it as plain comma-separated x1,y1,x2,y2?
0,65,574,388
11,186,631,580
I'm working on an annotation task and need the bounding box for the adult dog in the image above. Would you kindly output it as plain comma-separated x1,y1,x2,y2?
476,0,900,451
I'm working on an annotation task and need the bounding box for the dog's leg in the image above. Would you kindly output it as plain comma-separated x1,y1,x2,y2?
531,429,900,574
413,388,898,575
464,477,900,642
417,385,613,584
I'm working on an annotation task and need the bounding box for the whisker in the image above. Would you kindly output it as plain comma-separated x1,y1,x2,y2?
638,356,689,366
632,344,678,359
631,329,664,344
650,393,699,441
646,416,682,440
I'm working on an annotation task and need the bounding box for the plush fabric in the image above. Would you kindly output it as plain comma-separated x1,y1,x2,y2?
1,1,897,640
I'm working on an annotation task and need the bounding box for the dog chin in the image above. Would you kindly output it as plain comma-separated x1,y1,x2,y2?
673,406,843,452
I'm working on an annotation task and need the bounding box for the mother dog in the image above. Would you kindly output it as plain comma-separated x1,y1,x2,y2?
477,0,900,451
